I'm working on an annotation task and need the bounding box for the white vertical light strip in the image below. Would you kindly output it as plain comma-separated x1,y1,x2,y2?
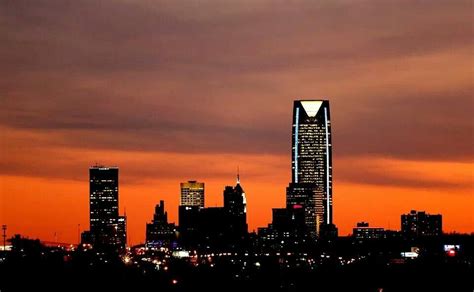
324,107,330,224
294,107,300,183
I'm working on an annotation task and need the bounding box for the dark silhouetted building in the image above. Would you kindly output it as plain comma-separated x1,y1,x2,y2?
82,165,126,250
178,205,201,248
353,222,385,240
180,206,231,249
146,200,176,247
319,223,338,240
401,210,442,238
287,100,333,237
179,205,201,231
272,207,305,237
223,174,248,238
180,181,205,208
286,183,322,235
258,206,307,249
199,207,228,247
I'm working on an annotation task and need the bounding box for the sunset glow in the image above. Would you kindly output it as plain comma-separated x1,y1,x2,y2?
1,0,473,245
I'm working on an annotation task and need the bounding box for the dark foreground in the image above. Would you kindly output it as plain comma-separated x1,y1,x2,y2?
1,235,473,292
1,254,472,291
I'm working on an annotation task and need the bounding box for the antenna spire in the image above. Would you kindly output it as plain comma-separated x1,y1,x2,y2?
237,166,240,184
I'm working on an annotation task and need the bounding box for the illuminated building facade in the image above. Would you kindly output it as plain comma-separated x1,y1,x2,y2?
86,166,126,249
180,181,205,208
287,100,333,236
401,210,442,238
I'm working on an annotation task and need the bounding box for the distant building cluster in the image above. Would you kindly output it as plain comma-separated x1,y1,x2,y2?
177,176,248,249
352,210,443,242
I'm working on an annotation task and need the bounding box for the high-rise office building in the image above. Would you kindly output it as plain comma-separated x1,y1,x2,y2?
84,165,126,249
179,180,205,247
180,181,205,208
287,100,333,236
401,210,442,238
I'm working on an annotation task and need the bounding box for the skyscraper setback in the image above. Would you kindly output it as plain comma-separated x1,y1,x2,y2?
287,100,333,236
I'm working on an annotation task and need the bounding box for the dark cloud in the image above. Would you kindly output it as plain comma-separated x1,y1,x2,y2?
1,0,472,166
1,0,471,75
334,88,474,161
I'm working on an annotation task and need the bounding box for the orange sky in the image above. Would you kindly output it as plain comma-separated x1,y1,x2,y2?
1,145,472,244
0,0,473,245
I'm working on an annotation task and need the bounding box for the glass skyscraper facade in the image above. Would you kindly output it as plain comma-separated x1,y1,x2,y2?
287,100,333,236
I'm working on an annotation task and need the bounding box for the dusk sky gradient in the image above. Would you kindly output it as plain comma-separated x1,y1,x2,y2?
1,0,473,245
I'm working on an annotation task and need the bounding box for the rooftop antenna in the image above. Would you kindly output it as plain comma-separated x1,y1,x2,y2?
237,166,240,184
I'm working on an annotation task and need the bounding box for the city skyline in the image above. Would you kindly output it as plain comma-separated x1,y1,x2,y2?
1,0,473,246
2,97,472,245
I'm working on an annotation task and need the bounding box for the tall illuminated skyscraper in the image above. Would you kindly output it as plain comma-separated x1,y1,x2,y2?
180,180,205,208
87,165,126,249
286,100,333,236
